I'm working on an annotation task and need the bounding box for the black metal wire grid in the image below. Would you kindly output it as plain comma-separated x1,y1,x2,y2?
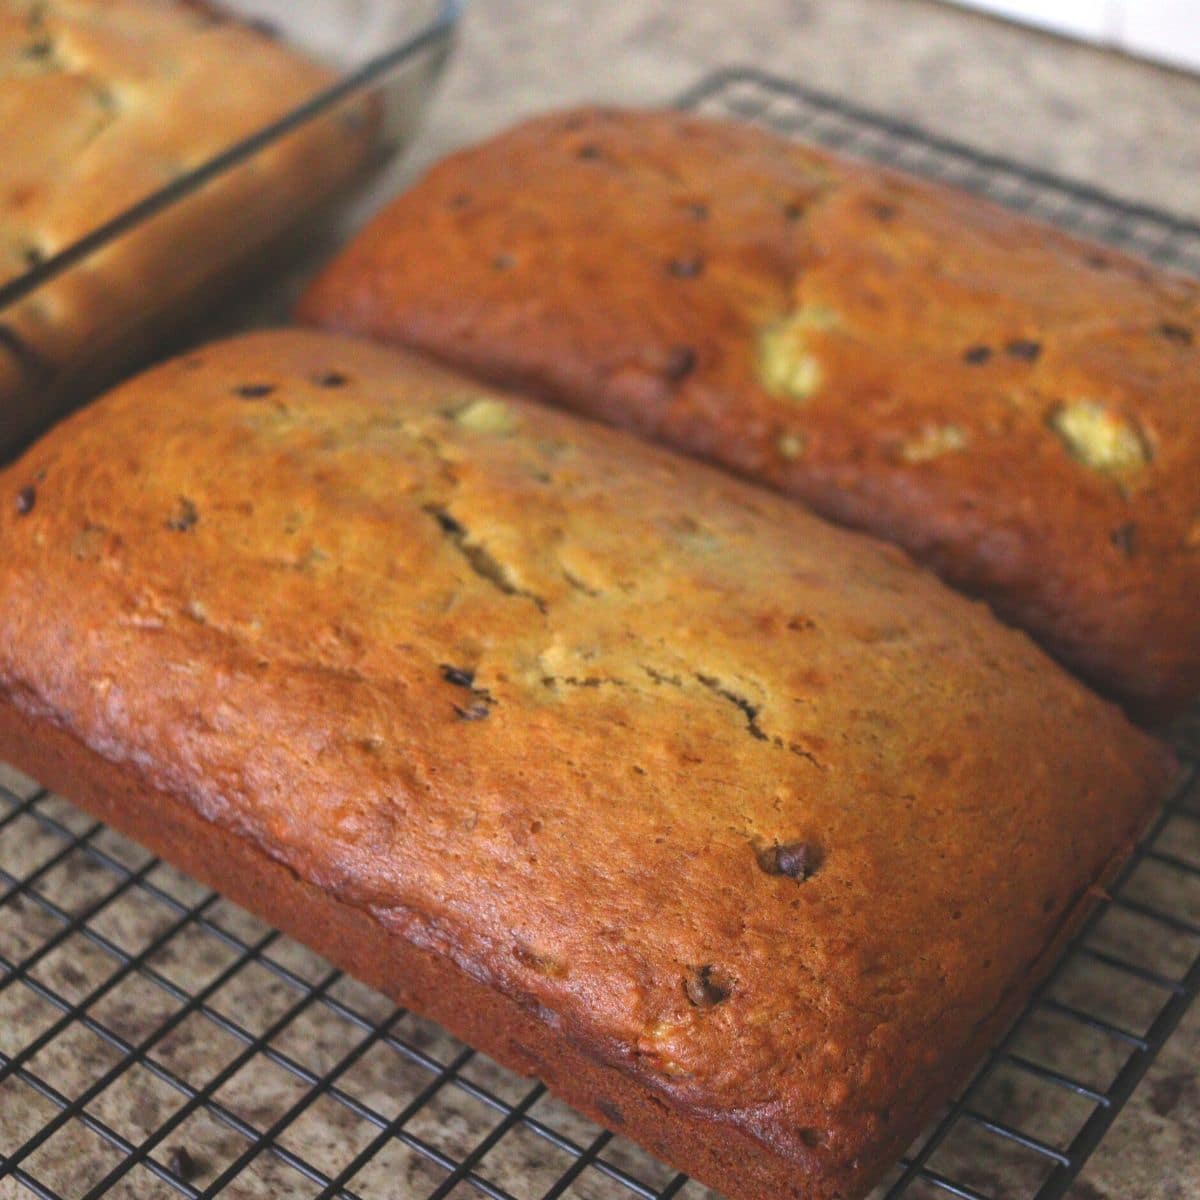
0,66,1198,1200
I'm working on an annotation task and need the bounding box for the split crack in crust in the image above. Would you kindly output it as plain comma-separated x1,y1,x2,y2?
424,504,550,614
183,405,827,756
284,401,829,755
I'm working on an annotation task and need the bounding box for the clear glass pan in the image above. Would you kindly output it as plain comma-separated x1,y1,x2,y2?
0,0,462,456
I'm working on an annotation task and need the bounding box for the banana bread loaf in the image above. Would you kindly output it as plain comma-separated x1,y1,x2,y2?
0,330,1173,1200
0,0,373,454
298,106,1200,718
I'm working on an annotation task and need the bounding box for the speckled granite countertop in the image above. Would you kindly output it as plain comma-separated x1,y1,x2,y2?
1,3,1198,1199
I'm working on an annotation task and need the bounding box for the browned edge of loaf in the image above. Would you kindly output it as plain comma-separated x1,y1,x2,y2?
0,697,1155,1200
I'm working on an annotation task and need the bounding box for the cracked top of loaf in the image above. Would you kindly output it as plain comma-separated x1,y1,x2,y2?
0,330,1172,1199
298,106,1200,717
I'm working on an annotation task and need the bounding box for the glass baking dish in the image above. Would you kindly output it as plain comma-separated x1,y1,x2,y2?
0,0,462,458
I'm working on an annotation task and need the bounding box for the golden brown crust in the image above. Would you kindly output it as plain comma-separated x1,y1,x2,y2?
297,106,1200,718
0,329,1174,1200
0,0,373,453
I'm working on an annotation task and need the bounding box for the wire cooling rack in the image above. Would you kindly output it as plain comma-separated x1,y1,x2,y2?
3,66,1200,1200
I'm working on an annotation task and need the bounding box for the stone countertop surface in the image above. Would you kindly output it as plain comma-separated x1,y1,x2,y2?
2,3,1198,1200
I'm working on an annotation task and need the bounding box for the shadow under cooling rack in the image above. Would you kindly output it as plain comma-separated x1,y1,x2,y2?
2,65,1200,1200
